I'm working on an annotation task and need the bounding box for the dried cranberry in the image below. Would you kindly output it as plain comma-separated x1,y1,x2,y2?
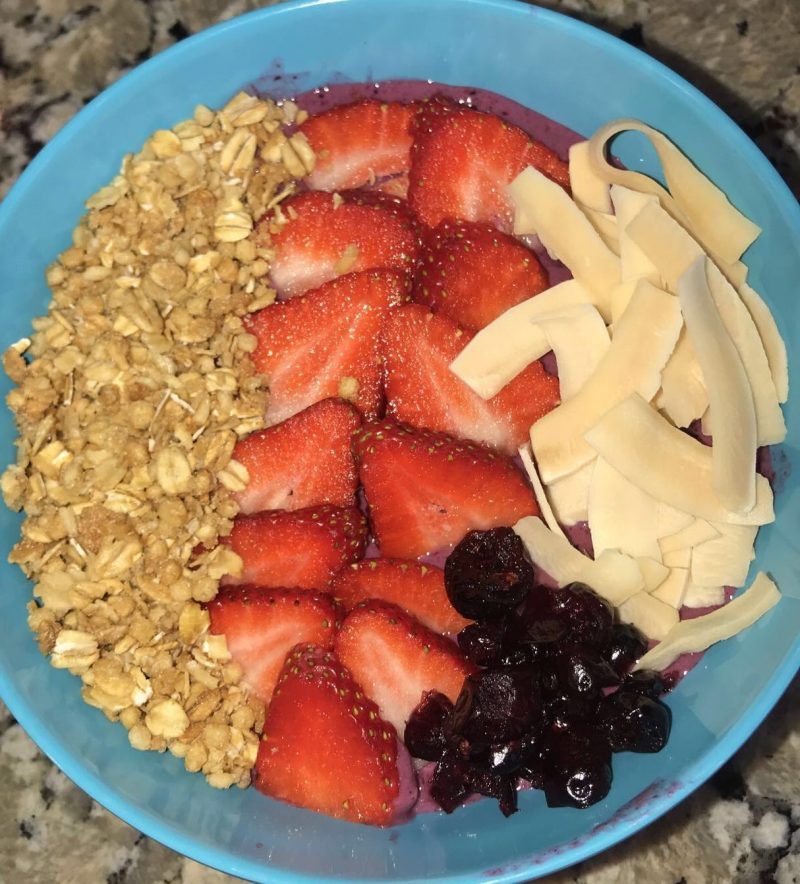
457,620,508,666
605,622,648,675
599,691,671,753
464,767,519,817
430,750,471,813
541,724,612,809
444,528,534,620
551,582,614,646
404,691,454,761
450,668,541,753
485,732,541,776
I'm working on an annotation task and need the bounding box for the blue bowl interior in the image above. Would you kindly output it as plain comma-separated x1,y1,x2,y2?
1,1,799,882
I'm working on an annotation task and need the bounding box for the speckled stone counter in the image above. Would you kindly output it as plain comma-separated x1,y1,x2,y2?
1,1,799,882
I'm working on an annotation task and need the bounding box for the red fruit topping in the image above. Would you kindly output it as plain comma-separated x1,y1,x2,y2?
232,398,361,514
353,420,538,558
245,268,408,425
330,558,471,635
253,644,405,825
373,172,410,199
222,505,367,589
408,98,569,231
299,100,416,192
413,219,548,331
267,190,419,298
335,600,474,734
207,587,339,704
383,303,561,454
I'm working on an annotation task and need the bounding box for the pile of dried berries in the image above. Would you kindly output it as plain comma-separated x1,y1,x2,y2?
1,91,314,788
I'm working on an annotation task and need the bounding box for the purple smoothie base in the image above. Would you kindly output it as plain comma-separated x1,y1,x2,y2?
260,80,773,820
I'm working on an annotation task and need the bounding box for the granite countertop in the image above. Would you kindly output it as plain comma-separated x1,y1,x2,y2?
1,0,799,882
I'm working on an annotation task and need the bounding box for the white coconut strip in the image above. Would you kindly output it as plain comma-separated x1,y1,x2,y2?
651,567,690,609
569,141,613,212
678,256,757,514
691,522,758,588
625,201,785,444
610,184,662,286
588,457,662,561
508,165,621,306
530,280,682,482
658,519,719,555
587,118,761,265
739,282,789,403
518,444,566,539
634,573,780,672
618,591,680,641
638,557,671,592
683,583,726,608
584,394,775,526
449,279,600,400
538,304,610,398
545,460,595,527
513,515,643,607
655,328,709,429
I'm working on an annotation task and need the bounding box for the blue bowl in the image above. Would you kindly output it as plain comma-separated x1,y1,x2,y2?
1,0,798,880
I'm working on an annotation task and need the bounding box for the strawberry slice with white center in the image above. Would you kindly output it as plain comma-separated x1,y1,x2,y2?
408,97,570,231
266,190,420,299
298,100,416,192
245,268,408,425
354,420,539,558
254,644,418,826
330,558,471,635
232,398,361,514
222,504,368,589
207,587,340,704
383,303,560,455
335,600,474,736
413,218,549,331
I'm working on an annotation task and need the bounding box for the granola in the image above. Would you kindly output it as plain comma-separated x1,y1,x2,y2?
1,91,312,788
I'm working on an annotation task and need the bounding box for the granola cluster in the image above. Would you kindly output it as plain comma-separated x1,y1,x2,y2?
1,91,314,788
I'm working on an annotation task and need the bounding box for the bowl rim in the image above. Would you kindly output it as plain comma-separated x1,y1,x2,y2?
1,0,799,881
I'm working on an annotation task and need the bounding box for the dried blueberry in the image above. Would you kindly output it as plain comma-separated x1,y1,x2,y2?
599,691,672,753
484,732,541,776
458,620,508,666
404,691,454,761
445,528,534,620
605,622,648,675
450,668,541,752
541,725,613,809
551,643,620,699
617,669,668,699
551,582,614,646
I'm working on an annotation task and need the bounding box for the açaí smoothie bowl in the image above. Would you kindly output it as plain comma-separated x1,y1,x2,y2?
1,75,786,829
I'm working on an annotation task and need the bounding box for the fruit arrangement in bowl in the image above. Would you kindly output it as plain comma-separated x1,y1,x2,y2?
0,1,797,881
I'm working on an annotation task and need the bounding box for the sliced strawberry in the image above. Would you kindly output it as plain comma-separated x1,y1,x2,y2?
335,600,474,735
207,587,339,704
413,219,548,331
254,644,415,825
245,268,408,425
408,98,570,230
383,303,560,454
331,558,470,635
354,420,538,558
266,190,419,298
299,100,416,192
222,505,367,589
233,399,361,514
